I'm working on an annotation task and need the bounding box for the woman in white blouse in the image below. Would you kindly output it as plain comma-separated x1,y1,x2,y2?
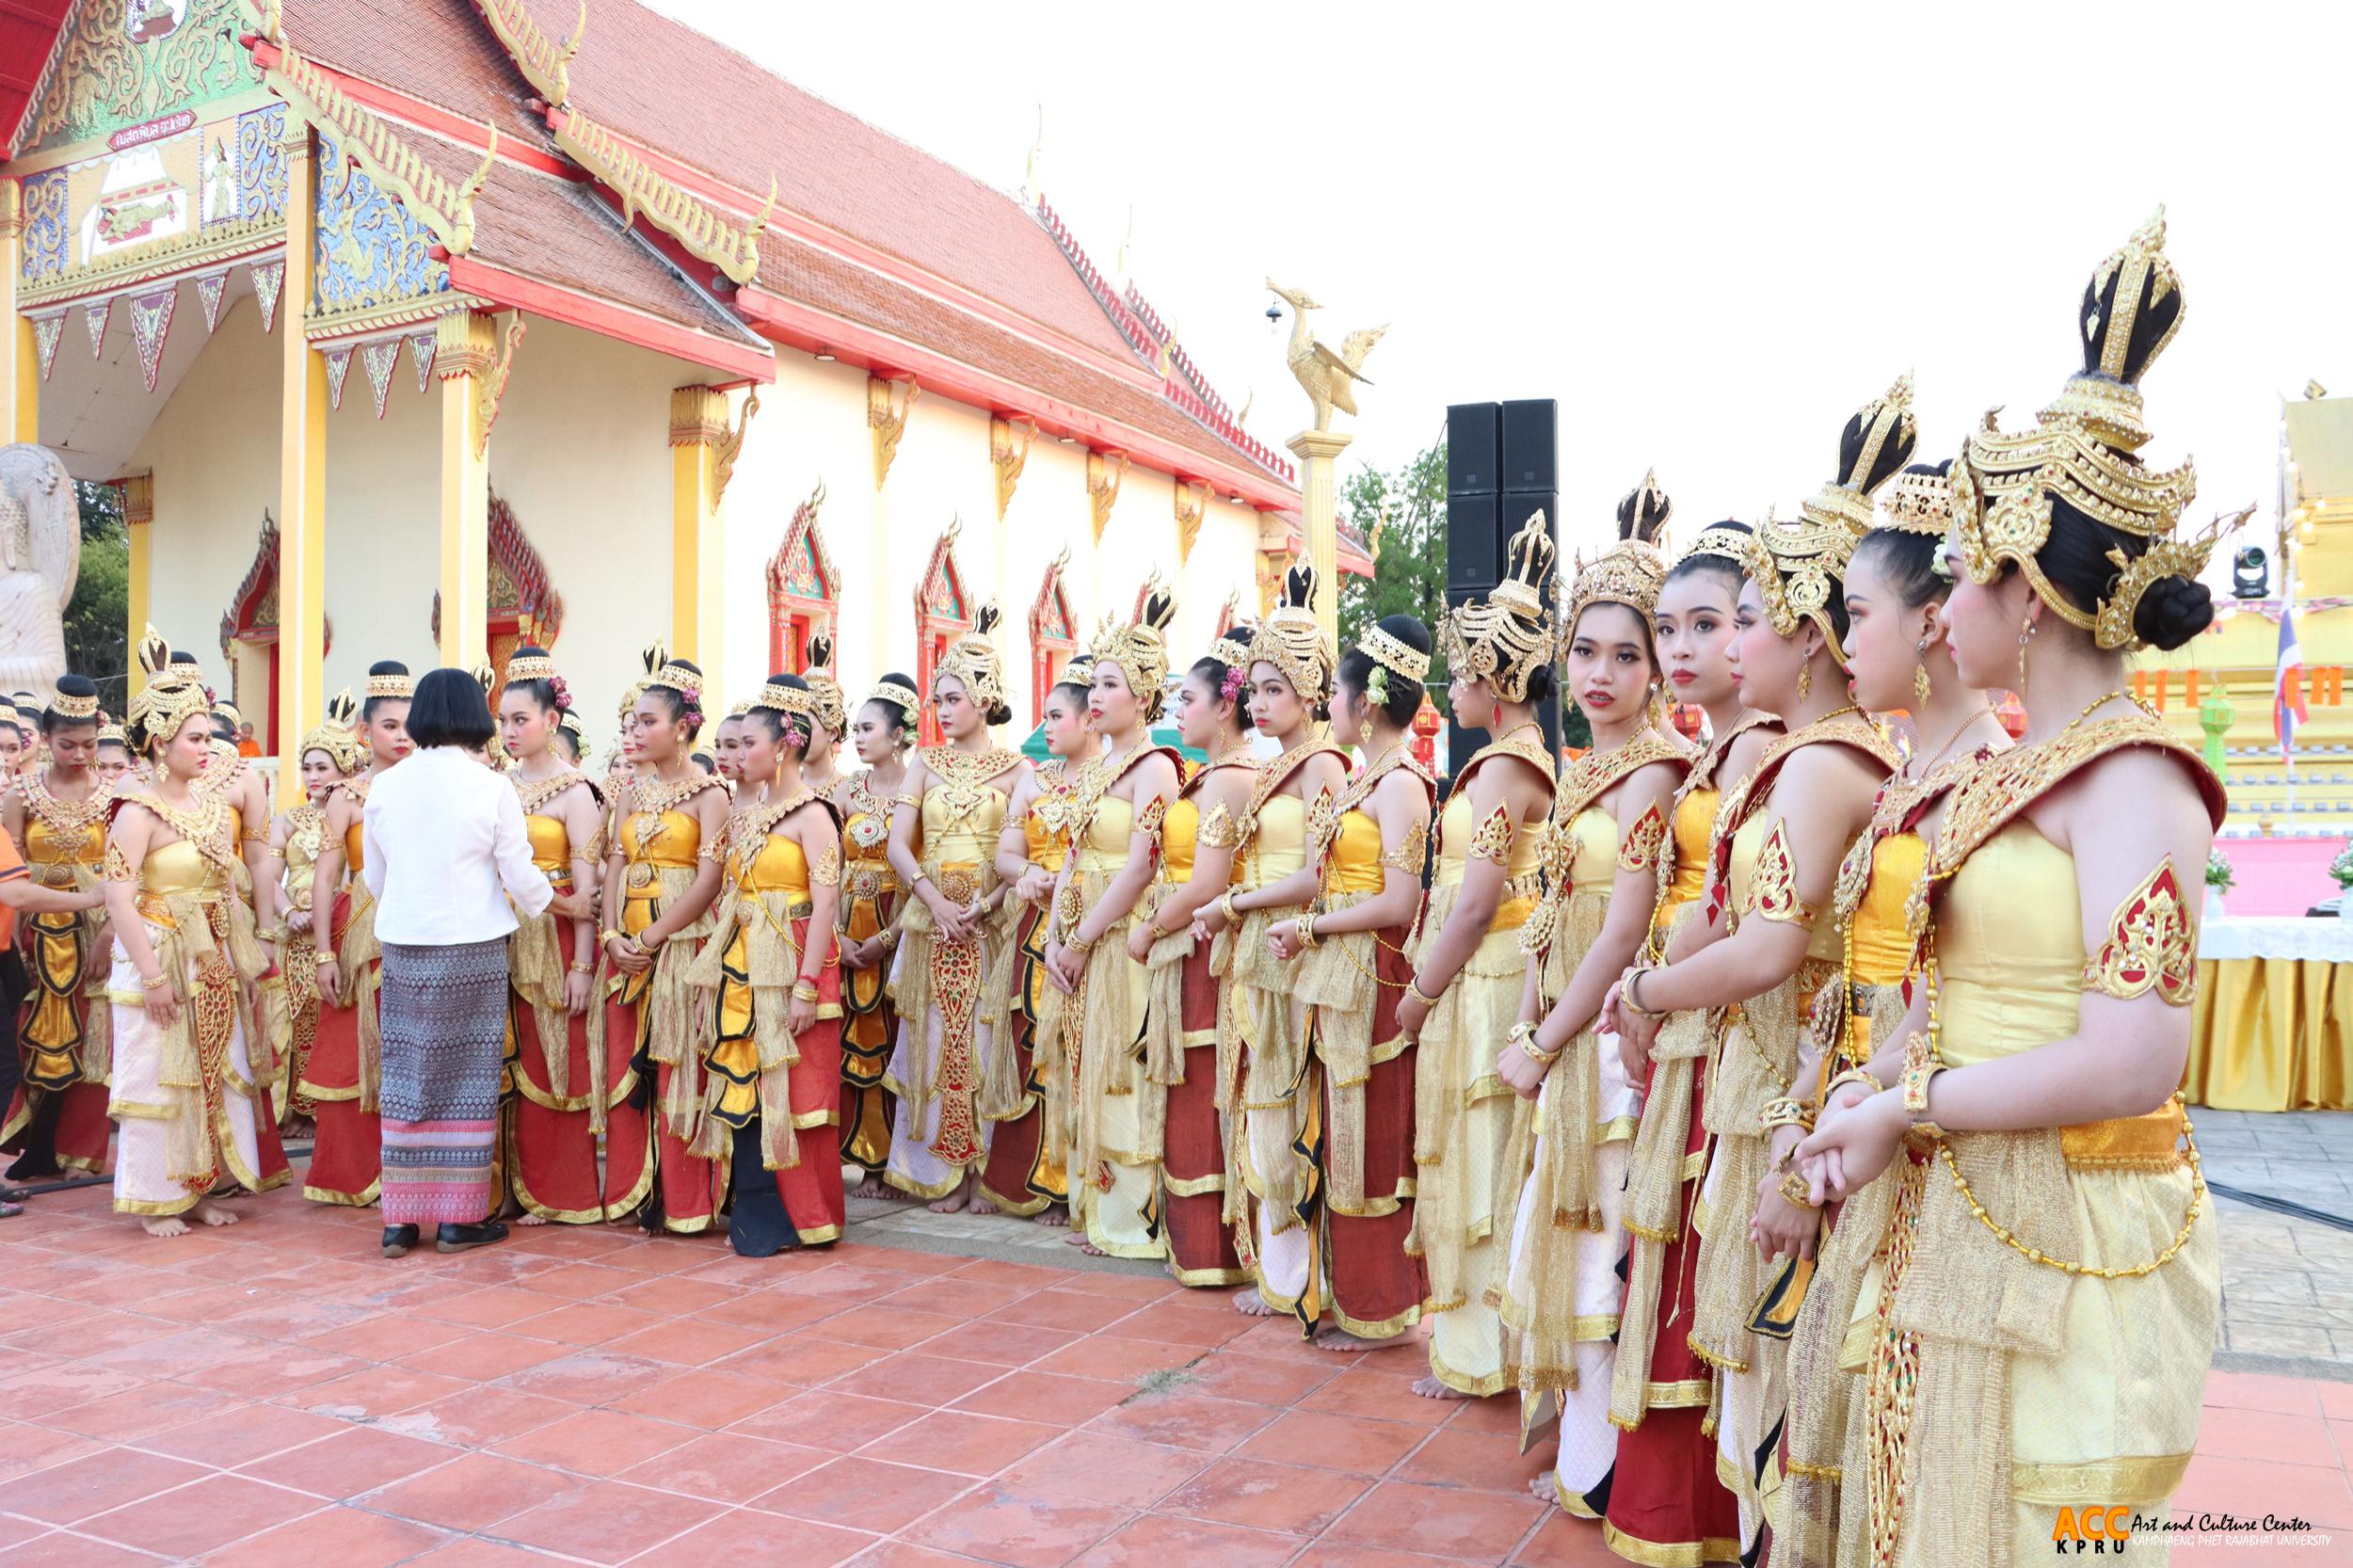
361,668,553,1257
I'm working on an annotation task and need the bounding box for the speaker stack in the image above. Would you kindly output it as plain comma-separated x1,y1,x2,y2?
1444,399,1561,780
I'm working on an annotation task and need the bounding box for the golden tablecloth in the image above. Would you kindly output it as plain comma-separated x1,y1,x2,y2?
2185,956,2353,1112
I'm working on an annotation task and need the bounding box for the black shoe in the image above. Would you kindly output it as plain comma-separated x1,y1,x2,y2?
381,1224,419,1258
436,1220,508,1255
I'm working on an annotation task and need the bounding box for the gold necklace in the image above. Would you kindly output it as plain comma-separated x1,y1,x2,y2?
1906,704,2000,780
1802,702,1861,729
1204,738,1254,770
2039,688,2133,746
1496,721,1543,748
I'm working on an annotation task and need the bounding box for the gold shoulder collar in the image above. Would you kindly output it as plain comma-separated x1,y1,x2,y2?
1456,735,1556,794
1553,728,1688,825
1712,711,1897,858
1926,714,2220,887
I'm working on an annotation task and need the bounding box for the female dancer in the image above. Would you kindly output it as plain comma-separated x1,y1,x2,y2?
833,675,916,1199
1201,564,1346,1319
1262,613,1436,1341
259,695,361,1135
598,648,727,1233
104,637,291,1235
304,661,412,1207
982,660,1090,1223
1046,583,1183,1258
1406,514,1560,1399
500,648,631,1224
686,675,846,1254
1496,481,1690,1512
1798,214,2222,1566
0,677,117,1180
803,634,848,799
1769,463,2010,1566
1604,382,1913,1560
1132,624,1257,1287
885,605,1027,1212
1595,520,1772,1562
94,721,132,788
713,707,748,789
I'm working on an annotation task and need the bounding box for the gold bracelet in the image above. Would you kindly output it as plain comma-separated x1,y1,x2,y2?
1065,930,1095,955
568,959,595,974
792,979,821,1002
600,929,626,948
1620,966,1661,1019
1298,910,1320,949
1824,1066,1885,1099
634,930,663,954
141,970,169,990
1900,1061,1947,1141
1218,890,1241,926
1408,973,1445,1008
1758,1096,1815,1132
313,949,335,964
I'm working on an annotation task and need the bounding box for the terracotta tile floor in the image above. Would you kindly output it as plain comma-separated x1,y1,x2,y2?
0,1179,2345,1566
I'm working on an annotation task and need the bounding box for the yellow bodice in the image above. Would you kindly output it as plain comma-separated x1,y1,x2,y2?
1565,807,1618,892
1728,810,1841,963
1025,807,1067,873
1243,794,1307,890
1661,784,1717,917
1433,789,1545,889
524,813,575,889
733,832,811,901
24,814,101,888
1326,809,1383,896
1849,827,1925,987
1161,796,1198,884
920,779,1006,869
620,809,700,871
1074,794,1134,875
344,819,364,874
142,839,225,900
284,811,322,912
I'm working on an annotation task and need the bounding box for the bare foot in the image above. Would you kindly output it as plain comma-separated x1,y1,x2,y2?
1409,1374,1473,1400
1063,1233,1105,1256
516,1211,549,1226
190,1199,238,1227
928,1187,973,1215
852,1176,892,1200
1032,1204,1069,1228
142,1214,191,1238
1233,1287,1277,1318
968,1196,999,1218
1314,1325,1389,1352
1528,1475,1557,1507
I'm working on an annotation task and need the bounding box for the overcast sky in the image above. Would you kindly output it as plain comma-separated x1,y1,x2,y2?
650,0,2351,565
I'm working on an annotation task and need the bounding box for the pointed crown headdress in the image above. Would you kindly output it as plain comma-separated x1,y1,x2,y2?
1880,458,1957,536
804,632,846,736
1091,568,1179,721
936,602,1009,718
299,688,365,775
640,641,702,705
1567,471,1672,630
1951,207,2206,650
1749,374,1919,663
128,625,213,752
1443,511,1557,701
1249,560,1336,706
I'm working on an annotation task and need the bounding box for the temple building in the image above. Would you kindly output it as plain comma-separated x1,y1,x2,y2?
0,0,1369,776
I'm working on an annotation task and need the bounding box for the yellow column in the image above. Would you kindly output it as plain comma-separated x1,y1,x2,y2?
0,178,34,446
1287,430,1353,643
121,473,152,699
668,385,728,701
436,311,503,669
277,126,328,800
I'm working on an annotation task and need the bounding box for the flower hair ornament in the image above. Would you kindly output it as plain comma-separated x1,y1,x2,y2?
1442,511,1557,701
936,602,1011,718
1748,373,1919,664
1250,560,1337,708
1951,208,2212,650
640,641,704,728
757,679,819,751
1091,568,1180,722
1355,622,1430,715
1566,470,1673,631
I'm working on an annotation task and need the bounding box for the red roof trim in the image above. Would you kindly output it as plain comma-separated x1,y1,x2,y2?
247,38,578,180
736,283,1293,515
443,253,776,382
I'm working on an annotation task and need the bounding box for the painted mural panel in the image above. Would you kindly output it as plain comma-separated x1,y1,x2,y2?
312,127,450,326
22,0,264,154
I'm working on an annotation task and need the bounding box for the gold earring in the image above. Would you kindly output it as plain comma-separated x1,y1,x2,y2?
1798,662,1813,701
1914,638,1933,708
2018,613,2036,689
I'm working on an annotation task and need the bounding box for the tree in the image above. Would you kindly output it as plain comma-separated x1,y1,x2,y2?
1339,440,1449,693
63,481,128,715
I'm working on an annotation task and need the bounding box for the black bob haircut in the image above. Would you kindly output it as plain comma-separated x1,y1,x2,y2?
405,667,497,751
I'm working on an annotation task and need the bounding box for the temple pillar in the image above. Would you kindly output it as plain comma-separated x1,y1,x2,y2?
436,311,505,669
277,125,328,799
1,179,34,444
1287,429,1352,642
121,474,152,698
669,384,730,700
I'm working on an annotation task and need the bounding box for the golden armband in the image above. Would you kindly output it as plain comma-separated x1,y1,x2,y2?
1616,800,1671,873
1465,803,1515,866
2080,856,2196,1005
1748,821,1818,926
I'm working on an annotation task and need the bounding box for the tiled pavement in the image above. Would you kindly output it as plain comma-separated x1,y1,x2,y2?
0,1145,2345,1568
2191,1109,2353,1369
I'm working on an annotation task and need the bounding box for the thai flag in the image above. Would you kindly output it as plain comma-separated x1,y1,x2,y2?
2277,555,2306,759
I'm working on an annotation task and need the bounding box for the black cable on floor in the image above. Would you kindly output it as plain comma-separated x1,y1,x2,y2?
2207,1179,2353,1234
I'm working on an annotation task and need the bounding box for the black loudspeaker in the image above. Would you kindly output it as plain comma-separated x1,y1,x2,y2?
1447,403,1503,494
1447,490,1502,592
1500,399,1558,490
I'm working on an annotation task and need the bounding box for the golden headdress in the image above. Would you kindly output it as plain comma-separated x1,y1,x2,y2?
726,697,755,719
48,683,99,721
167,650,204,687
365,666,413,702
505,649,558,685
1250,560,1337,706
298,688,365,774
936,602,1009,719
1952,208,2208,650
98,718,125,745
556,708,589,764
804,632,847,737
1749,375,1920,663
1442,511,1557,701
639,641,703,704
1880,459,1956,536
758,680,819,719
1566,471,1672,630
1090,569,1179,721
128,625,213,753
867,677,920,716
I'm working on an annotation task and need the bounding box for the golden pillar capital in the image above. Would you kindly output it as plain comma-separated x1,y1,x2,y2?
868,374,917,489
1174,479,1209,567
1086,449,1128,543
1286,429,1353,644
990,415,1035,520
668,383,732,446
120,472,153,527
0,179,21,243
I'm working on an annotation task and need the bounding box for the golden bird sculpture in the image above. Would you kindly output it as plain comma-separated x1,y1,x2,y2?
1267,280,1385,434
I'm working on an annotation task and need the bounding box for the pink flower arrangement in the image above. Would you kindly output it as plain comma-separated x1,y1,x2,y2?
1219,667,1246,703
547,674,573,712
